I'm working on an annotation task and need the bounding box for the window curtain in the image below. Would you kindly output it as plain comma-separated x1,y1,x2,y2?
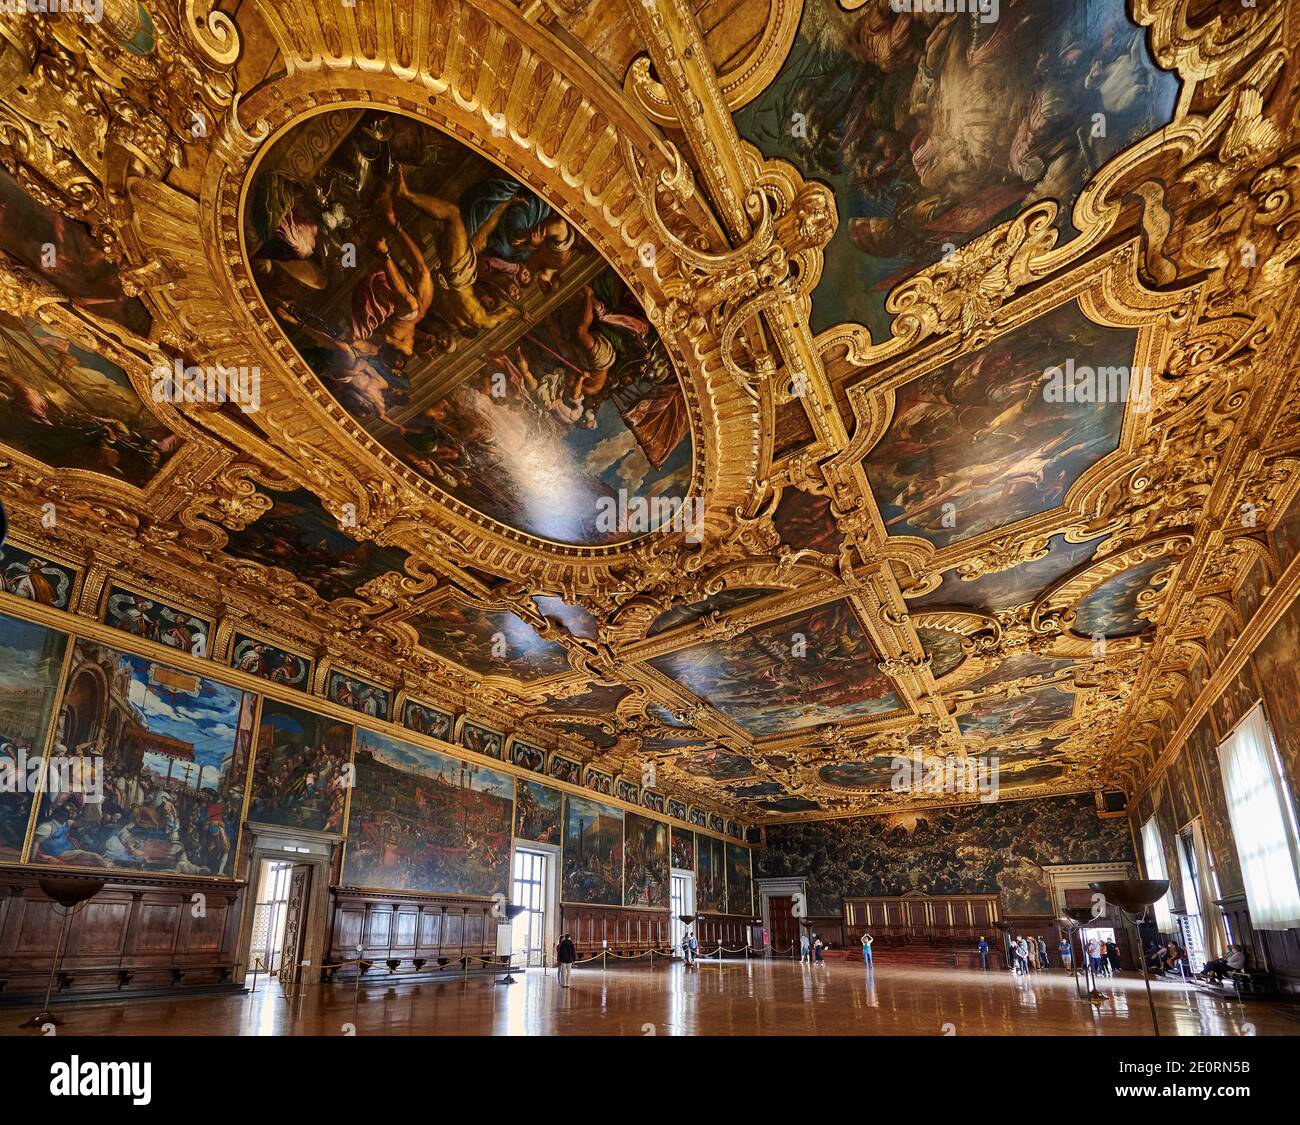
1140,816,1175,931
1192,819,1227,959
1217,704,1300,931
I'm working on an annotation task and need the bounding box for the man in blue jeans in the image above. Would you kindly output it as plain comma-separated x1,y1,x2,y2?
977,935,989,970
861,932,873,970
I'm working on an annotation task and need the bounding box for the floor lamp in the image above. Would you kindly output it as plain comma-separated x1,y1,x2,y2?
1061,906,1106,1000
494,903,528,985
1089,879,1170,1037
678,914,696,965
20,876,105,1029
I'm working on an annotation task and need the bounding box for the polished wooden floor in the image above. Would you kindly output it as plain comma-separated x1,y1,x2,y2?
4,959,1296,1036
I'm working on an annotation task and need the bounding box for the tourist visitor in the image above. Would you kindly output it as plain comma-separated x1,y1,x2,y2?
557,933,576,988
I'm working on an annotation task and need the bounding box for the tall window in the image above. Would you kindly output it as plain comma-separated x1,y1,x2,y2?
511,849,548,966
1217,704,1300,930
1141,816,1175,931
1177,828,1205,965
670,873,693,955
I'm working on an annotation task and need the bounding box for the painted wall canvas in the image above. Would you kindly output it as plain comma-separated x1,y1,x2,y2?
650,599,900,736
1249,597,1300,825
459,720,503,760
223,489,411,604
642,790,666,814
549,754,581,785
584,767,613,796
0,544,75,609
0,166,152,333
33,639,253,876
1273,488,1300,574
0,613,69,861
104,587,210,656
863,303,1130,549
342,729,513,896
0,314,175,487
1211,668,1261,742
402,699,454,742
697,834,725,912
231,634,311,690
510,740,546,773
667,797,688,822
734,0,1177,338
624,812,670,908
1152,776,1185,912
1235,558,1270,625
326,670,390,720
562,794,623,905
757,793,1132,916
1186,715,1242,898
514,777,562,845
726,841,753,916
671,826,695,870
249,699,353,833
615,778,639,805
245,109,693,546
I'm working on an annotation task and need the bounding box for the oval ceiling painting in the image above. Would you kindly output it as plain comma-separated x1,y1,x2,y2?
245,109,693,545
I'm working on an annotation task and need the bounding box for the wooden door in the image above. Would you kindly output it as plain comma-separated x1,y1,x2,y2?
277,864,312,983
768,895,801,956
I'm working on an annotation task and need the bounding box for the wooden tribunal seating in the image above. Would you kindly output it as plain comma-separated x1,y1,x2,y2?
841,891,1005,969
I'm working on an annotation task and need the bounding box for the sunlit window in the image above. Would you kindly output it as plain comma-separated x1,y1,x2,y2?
1218,704,1300,930
1140,816,1175,931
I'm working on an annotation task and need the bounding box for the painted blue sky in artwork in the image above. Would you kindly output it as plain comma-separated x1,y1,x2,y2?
356,728,514,798
116,649,246,780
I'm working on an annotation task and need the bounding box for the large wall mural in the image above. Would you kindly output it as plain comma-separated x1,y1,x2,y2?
757,793,1132,916
342,729,513,896
1252,596,1300,826
562,794,624,905
697,833,726,913
0,603,748,903
624,811,670,908
0,613,69,862
726,840,754,916
515,777,563,845
735,0,1177,338
33,639,254,877
249,699,352,833
246,109,693,545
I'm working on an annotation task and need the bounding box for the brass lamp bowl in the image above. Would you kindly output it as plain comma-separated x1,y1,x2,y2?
1088,880,1169,914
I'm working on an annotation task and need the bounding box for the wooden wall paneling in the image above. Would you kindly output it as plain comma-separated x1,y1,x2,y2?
0,868,244,1000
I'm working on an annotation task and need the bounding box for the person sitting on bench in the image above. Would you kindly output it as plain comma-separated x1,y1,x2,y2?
1201,944,1246,983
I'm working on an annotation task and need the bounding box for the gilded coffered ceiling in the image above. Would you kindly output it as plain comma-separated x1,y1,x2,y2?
1,0,1298,825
